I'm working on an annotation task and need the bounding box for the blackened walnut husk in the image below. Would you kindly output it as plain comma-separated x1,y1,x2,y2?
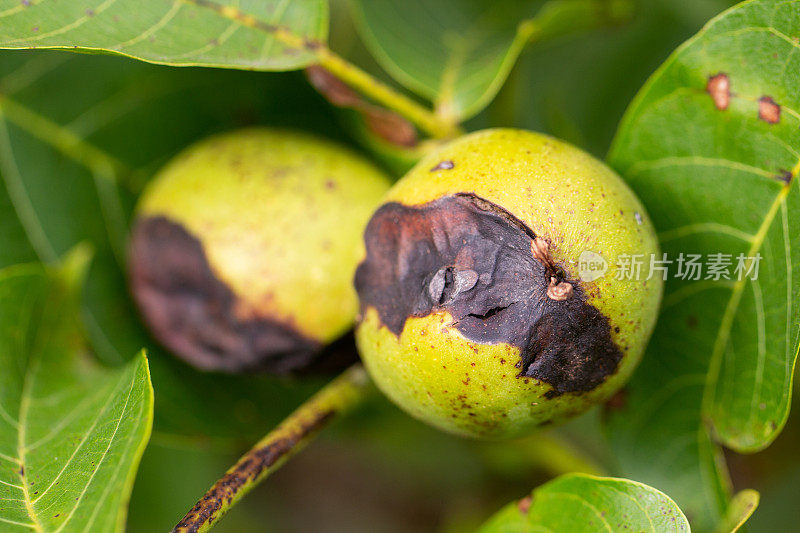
354,194,623,397
129,215,356,374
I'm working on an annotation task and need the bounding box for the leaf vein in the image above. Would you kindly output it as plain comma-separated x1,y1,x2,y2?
53,369,139,533
4,0,119,44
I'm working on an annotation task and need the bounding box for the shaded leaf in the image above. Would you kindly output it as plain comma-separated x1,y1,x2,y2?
607,0,799,527
0,256,153,532
0,0,327,71
477,473,689,532
348,0,626,121
497,0,738,158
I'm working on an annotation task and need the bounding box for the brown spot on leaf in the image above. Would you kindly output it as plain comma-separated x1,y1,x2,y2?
706,73,730,110
776,169,793,184
129,215,330,374
758,96,780,124
355,194,623,397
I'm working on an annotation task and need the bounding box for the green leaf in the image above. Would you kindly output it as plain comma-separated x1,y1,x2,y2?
0,0,327,71
0,260,153,532
477,473,690,532
0,51,336,445
348,0,626,122
607,0,799,526
715,489,759,533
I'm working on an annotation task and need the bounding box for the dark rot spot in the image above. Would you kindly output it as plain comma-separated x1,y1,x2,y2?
355,194,623,397
430,160,455,171
129,215,330,374
706,73,730,110
776,169,793,184
758,96,780,124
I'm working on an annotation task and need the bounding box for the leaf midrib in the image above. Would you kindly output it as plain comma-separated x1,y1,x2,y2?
16,291,49,533
7,280,143,532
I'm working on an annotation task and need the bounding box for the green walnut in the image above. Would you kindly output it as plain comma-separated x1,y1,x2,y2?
354,129,662,439
129,128,390,373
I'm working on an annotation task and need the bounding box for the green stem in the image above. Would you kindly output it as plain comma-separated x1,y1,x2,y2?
0,94,137,187
517,432,607,477
481,430,607,479
185,0,461,140
315,49,462,139
172,365,372,533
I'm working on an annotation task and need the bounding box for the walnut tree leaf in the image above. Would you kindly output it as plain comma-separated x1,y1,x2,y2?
0,254,153,533
477,474,690,533
607,0,799,528
348,0,626,122
0,0,328,71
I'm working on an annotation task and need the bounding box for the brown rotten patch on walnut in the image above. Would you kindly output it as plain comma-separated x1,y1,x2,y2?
354,194,623,397
129,215,329,374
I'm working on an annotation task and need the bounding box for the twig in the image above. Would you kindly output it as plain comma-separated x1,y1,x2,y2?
172,365,372,533
185,0,460,140
0,94,136,187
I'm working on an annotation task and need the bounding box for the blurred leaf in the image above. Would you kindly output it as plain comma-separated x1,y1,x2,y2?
490,0,738,158
477,473,689,532
745,463,800,532
0,0,327,71
607,0,799,527
0,258,153,532
0,51,337,445
715,489,759,533
480,431,606,480
349,0,627,122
